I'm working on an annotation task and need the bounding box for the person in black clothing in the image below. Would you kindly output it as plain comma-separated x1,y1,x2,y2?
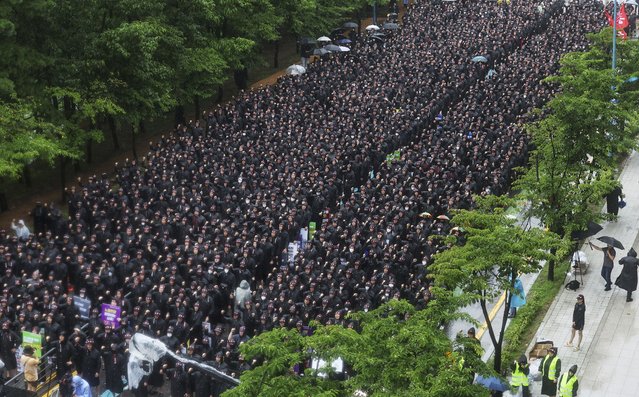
565,294,586,352
605,185,623,216
102,344,127,395
80,338,101,396
0,321,20,378
55,332,75,380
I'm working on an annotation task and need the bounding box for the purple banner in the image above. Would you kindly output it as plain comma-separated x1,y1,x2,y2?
100,303,121,329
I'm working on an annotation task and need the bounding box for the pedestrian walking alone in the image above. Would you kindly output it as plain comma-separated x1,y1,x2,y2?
557,365,579,397
539,347,561,397
509,277,526,318
565,294,585,351
589,242,616,291
615,248,638,302
605,184,623,216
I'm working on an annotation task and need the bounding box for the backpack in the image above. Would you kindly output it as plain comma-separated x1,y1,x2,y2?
565,280,580,291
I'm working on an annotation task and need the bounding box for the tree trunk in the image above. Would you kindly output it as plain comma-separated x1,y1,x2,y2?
59,156,67,201
108,116,120,150
194,95,201,121
22,165,32,188
548,247,557,281
139,120,147,135
86,138,93,164
273,40,280,69
175,105,186,127
131,124,138,161
217,85,224,103
372,2,377,25
63,96,74,120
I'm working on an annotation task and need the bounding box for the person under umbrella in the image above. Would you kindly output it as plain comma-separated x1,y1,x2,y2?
615,248,639,302
589,241,616,291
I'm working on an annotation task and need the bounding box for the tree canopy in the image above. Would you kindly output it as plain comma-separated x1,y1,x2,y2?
224,300,494,397
515,29,639,279
0,0,375,181
430,195,564,372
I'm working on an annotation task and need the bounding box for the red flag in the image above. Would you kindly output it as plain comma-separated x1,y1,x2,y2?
617,4,629,30
605,9,614,26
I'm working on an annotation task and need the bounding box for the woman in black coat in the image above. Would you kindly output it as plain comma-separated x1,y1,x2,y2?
102,347,127,394
615,248,639,302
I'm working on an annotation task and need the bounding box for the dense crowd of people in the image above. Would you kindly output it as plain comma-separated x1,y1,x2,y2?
0,0,604,395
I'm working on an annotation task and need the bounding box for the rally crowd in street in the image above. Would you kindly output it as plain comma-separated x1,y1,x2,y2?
0,0,604,396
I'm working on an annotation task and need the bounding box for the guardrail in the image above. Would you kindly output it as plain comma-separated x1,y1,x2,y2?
3,322,90,397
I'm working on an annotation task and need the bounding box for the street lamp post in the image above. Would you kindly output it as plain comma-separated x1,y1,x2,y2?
612,0,618,71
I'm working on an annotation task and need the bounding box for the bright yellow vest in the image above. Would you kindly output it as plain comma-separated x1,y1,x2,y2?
511,362,529,387
542,356,559,381
558,373,578,397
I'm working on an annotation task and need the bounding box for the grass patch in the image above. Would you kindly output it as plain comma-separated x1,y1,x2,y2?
501,260,568,366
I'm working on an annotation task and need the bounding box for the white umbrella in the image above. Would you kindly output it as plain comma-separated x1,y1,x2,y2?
338,46,350,52
286,64,306,75
317,36,331,42
365,24,380,31
626,0,638,5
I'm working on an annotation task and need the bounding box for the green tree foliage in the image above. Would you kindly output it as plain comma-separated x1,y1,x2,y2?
430,195,564,372
224,300,492,397
515,29,639,280
0,98,77,179
0,0,373,182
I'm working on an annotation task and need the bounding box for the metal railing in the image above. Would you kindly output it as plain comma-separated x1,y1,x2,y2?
4,322,90,397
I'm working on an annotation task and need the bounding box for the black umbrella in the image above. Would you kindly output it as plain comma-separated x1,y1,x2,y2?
571,221,604,240
343,22,358,29
597,236,625,250
331,28,348,37
299,37,317,45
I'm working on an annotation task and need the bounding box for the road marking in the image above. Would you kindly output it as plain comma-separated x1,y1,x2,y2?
476,291,507,339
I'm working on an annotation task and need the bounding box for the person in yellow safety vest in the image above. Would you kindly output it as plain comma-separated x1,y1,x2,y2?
557,365,579,397
539,347,561,397
510,354,530,397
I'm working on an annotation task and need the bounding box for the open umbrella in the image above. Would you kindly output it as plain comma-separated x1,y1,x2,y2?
436,215,450,221
317,36,331,42
365,24,380,31
286,65,306,76
343,21,358,29
299,37,316,45
471,55,488,63
313,48,330,56
596,236,624,250
419,212,432,218
324,44,345,52
475,375,509,392
571,221,603,241
370,36,385,43
337,38,352,44
338,46,350,52
382,22,399,30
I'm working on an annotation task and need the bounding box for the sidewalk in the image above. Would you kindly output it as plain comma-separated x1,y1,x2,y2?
527,149,639,396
